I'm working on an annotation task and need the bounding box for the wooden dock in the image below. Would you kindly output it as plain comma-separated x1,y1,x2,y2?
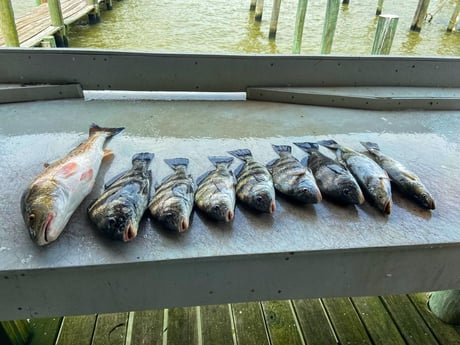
0,0,108,48
24,294,460,345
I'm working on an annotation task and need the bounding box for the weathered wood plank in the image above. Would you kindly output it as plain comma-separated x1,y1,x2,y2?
92,312,128,345
381,295,439,345
28,317,62,345
352,296,405,345
200,304,234,345
55,315,96,345
167,307,198,345
292,298,337,345
322,297,372,344
409,293,460,345
231,302,270,345
261,300,303,345
129,310,164,345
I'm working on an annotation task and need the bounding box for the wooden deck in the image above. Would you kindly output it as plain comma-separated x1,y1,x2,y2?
0,0,106,47
23,294,460,345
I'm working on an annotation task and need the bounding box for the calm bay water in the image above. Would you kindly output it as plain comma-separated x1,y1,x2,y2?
10,0,460,55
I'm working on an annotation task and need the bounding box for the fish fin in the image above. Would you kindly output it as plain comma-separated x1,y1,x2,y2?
300,156,309,167
164,157,189,170
326,164,345,175
234,162,246,178
104,170,129,189
103,149,114,161
294,142,319,152
272,144,291,155
208,156,234,168
133,152,155,164
89,123,125,138
266,158,278,171
80,168,94,182
228,149,252,161
56,162,79,178
196,170,213,186
360,141,380,152
318,139,339,150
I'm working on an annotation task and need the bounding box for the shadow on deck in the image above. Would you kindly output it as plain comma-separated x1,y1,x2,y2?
25,293,460,345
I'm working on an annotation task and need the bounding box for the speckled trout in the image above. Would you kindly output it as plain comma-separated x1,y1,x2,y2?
20,124,124,246
361,141,435,209
319,139,392,214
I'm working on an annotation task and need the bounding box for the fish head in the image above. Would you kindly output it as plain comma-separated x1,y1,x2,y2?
337,180,365,205
88,201,138,242
249,185,276,213
292,178,322,204
158,210,190,232
413,190,436,210
20,181,69,246
375,177,392,214
205,195,235,222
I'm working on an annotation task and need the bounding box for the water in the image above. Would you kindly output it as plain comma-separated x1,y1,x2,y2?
10,0,460,55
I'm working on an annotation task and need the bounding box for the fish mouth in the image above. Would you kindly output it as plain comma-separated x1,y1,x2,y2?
269,200,276,214
226,209,234,222
383,199,392,215
179,217,189,232
42,213,55,244
123,223,137,242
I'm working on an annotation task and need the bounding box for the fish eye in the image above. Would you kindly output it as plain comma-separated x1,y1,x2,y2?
108,218,117,227
343,188,350,195
28,214,35,224
213,205,220,211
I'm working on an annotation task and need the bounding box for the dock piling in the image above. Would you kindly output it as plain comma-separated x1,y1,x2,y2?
254,0,264,21
371,14,399,55
269,0,282,39
87,0,101,24
321,0,340,54
249,0,256,11
447,0,460,32
410,0,430,32
0,0,20,47
292,0,308,53
428,290,460,324
47,0,68,47
376,0,384,15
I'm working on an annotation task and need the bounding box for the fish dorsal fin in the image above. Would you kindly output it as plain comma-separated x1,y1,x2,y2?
266,158,279,171
104,170,129,189
300,156,309,167
164,157,189,170
234,162,246,178
196,169,213,186
228,149,252,162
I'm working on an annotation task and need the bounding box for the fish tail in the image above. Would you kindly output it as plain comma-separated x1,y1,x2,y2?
272,144,291,155
318,139,339,150
294,142,319,152
228,149,253,161
164,157,189,170
132,152,155,164
89,123,125,138
208,156,234,168
360,141,380,152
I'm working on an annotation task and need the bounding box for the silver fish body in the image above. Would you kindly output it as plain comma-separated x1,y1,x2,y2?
319,140,392,214
195,156,236,222
87,152,154,242
294,142,364,205
21,124,124,246
229,149,276,213
267,145,322,204
361,141,435,209
149,158,196,232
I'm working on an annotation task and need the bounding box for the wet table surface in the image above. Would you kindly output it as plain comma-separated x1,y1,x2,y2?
1,96,459,271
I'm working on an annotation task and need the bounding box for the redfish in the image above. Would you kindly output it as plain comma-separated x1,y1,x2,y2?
20,124,124,246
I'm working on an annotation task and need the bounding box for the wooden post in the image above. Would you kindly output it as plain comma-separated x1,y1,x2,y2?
255,0,264,21
269,0,282,39
36,0,47,4
0,0,20,47
371,14,399,55
0,320,32,345
292,0,308,54
342,0,349,4
376,0,384,15
321,0,340,54
106,0,113,10
47,0,68,47
428,290,460,324
447,0,460,32
410,0,430,32
87,0,101,24
249,0,256,11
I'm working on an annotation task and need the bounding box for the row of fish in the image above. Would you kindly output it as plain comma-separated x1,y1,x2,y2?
20,124,435,246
